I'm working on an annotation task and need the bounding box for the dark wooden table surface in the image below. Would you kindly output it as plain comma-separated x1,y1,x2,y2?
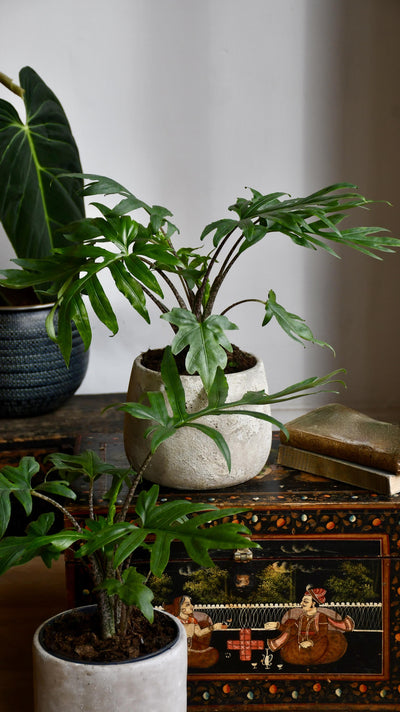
0,392,125,443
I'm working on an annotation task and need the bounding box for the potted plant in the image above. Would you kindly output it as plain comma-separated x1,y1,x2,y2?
1,169,397,486
0,67,88,416
0,348,270,711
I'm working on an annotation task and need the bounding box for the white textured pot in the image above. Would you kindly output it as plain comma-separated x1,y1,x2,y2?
124,351,272,490
33,608,187,712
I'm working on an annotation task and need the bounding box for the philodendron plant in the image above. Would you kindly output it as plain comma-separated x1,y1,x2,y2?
0,67,85,305
0,348,344,646
0,171,398,396
0,349,258,643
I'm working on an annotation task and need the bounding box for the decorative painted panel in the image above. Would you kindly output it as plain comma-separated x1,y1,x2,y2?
66,432,400,710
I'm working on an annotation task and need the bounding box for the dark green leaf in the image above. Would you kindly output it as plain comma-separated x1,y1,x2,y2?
124,254,164,297
159,346,187,419
85,275,119,335
97,568,154,622
200,218,239,245
45,449,126,484
109,262,150,322
207,367,229,409
149,532,175,577
75,522,134,558
35,481,77,500
162,309,237,392
146,424,179,453
135,484,160,523
0,479,11,539
0,519,82,575
0,457,40,536
263,289,334,351
0,67,85,260
112,529,148,569
26,512,55,536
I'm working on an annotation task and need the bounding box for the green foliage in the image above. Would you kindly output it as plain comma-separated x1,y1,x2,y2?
224,183,395,260
75,484,254,580
0,455,76,537
0,512,82,574
1,162,397,391
0,345,343,631
161,309,238,392
0,67,85,305
262,290,334,352
0,455,256,628
0,351,264,635
97,568,155,622
113,346,346,463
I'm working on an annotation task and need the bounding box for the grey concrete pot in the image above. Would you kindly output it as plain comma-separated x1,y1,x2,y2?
124,351,272,490
33,607,187,712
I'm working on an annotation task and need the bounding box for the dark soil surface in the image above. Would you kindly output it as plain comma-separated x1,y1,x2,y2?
41,607,177,663
141,344,256,375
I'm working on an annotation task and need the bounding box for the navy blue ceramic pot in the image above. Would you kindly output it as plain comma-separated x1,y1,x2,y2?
0,303,89,418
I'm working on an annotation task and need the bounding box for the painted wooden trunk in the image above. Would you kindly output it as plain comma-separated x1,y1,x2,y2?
63,432,400,711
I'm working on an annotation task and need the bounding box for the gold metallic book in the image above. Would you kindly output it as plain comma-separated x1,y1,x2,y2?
277,444,400,495
280,403,400,475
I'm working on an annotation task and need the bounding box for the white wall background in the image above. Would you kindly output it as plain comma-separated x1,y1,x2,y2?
1,0,400,422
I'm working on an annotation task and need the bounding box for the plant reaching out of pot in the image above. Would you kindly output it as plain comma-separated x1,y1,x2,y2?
0,348,343,643
0,171,398,392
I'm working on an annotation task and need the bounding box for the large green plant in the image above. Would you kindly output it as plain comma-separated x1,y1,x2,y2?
0,348,344,641
0,173,398,393
0,67,85,304
0,347,343,642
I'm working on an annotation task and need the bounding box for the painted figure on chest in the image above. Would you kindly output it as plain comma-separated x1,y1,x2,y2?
264,586,354,666
165,595,229,668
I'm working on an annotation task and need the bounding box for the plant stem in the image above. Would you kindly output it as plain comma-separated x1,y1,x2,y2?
90,554,116,639
118,602,129,637
193,225,239,319
140,284,177,326
117,452,153,523
158,226,195,307
139,256,183,311
220,297,265,316
97,591,116,638
0,71,24,98
205,217,266,318
203,233,245,318
154,269,188,309
32,491,116,639
88,478,95,520
31,491,83,532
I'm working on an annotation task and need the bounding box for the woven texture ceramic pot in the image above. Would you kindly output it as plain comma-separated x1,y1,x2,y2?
124,351,272,490
0,304,89,418
33,607,187,712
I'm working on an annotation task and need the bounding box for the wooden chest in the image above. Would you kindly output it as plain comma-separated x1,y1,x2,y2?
65,431,400,711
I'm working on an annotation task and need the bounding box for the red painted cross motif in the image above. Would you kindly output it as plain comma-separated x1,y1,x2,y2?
227,628,264,661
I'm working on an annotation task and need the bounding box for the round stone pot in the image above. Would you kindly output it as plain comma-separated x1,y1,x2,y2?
33,606,187,712
124,351,272,490
0,303,89,418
